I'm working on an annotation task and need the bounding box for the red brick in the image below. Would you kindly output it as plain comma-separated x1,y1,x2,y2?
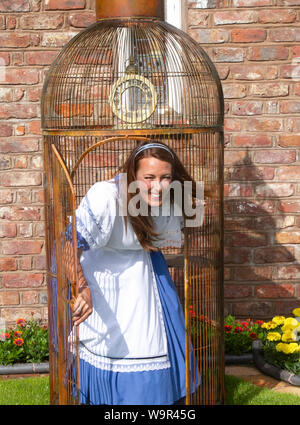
3,273,43,288
1,172,42,187
0,104,39,119
278,135,300,147
254,150,296,164
224,118,242,131
214,10,256,25
281,65,300,79
0,258,17,271
0,51,9,65
41,32,79,48
287,118,300,132
245,118,282,132
226,232,268,247
2,240,43,255
224,285,251,298
231,64,277,80
0,138,39,153
188,28,229,44
249,82,289,97
45,0,86,10
0,33,39,48
277,166,300,181
270,28,300,42
256,284,295,298
69,11,96,27
1,68,39,84
233,0,272,5
25,51,58,65
278,201,300,213
292,46,300,59
232,28,266,43
22,290,39,304
233,135,272,147
0,123,13,137
19,256,32,271
248,46,289,61
235,266,273,280
213,47,244,63
224,247,251,264
280,101,300,114
1,308,42,323
277,265,300,280
254,246,295,263
0,206,41,221
0,291,19,305
228,166,274,180
0,0,29,11
226,199,274,215
0,189,13,204
26,87,42,102
224,150,250,166
0,223,17,238
275,232,300,244
258,9,296,23
232,100,263,115
255,183,294,198
20,14,64,29
233,301,273,319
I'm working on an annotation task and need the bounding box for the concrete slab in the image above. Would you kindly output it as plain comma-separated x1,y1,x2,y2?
226,365,300,396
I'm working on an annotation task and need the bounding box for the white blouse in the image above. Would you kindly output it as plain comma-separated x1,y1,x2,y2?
75,179,183,372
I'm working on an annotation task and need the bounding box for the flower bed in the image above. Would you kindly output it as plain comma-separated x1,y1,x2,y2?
224,315,264,356
258,308,300,375
0,317,49,366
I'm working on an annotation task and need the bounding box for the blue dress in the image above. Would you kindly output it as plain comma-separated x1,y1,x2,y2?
74,178,200,405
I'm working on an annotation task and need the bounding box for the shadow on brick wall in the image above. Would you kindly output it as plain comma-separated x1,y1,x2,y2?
223,148,299,320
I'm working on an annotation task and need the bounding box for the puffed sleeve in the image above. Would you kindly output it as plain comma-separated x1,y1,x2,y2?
75,181,117,251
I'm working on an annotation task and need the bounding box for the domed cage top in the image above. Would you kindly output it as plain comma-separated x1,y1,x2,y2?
42,0,224,406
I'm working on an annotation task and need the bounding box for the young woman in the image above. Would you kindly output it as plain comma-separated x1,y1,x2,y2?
72,141,201,405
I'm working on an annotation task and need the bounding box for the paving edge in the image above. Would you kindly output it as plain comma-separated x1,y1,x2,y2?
0,362,49,375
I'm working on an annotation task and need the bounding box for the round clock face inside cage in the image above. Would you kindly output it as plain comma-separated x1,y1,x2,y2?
109,74,157,124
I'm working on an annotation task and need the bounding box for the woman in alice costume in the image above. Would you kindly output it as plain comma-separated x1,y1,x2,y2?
71,142,201,405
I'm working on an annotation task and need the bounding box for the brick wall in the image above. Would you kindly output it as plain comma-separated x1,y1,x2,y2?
0,0,97,327
188,0,300,319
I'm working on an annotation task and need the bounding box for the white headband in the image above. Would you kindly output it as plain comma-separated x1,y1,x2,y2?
134,143,174,160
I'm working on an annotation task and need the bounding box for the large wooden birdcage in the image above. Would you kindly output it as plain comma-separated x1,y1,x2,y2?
42,0,224,405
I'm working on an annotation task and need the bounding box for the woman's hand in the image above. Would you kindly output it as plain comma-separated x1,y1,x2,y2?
72,284,93,326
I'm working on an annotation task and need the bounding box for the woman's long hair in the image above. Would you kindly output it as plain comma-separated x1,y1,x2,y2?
119,141,207,252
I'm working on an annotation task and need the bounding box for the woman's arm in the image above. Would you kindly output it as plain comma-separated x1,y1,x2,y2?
63,242,93,326
72,249,93,326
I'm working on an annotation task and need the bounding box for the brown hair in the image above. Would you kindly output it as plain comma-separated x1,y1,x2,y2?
119,141,205,252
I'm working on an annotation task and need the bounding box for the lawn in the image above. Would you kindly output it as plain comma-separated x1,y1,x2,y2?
1,374,300,405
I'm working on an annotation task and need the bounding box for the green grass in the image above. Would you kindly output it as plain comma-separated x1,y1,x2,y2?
0,376,50,405
1,374,300,405
225,374,300,405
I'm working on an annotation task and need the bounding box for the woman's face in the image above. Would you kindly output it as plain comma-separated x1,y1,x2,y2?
135,156,172,207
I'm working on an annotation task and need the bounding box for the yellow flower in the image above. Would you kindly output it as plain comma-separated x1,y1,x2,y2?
267,332,281,341
293,308,300,317
283,317,298,329
282,331,296,342
288,343,300,354
276,343,285,352
261,321,278,330
272,316,285,326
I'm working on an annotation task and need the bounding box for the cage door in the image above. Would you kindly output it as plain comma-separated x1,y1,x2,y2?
51,145,80,405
